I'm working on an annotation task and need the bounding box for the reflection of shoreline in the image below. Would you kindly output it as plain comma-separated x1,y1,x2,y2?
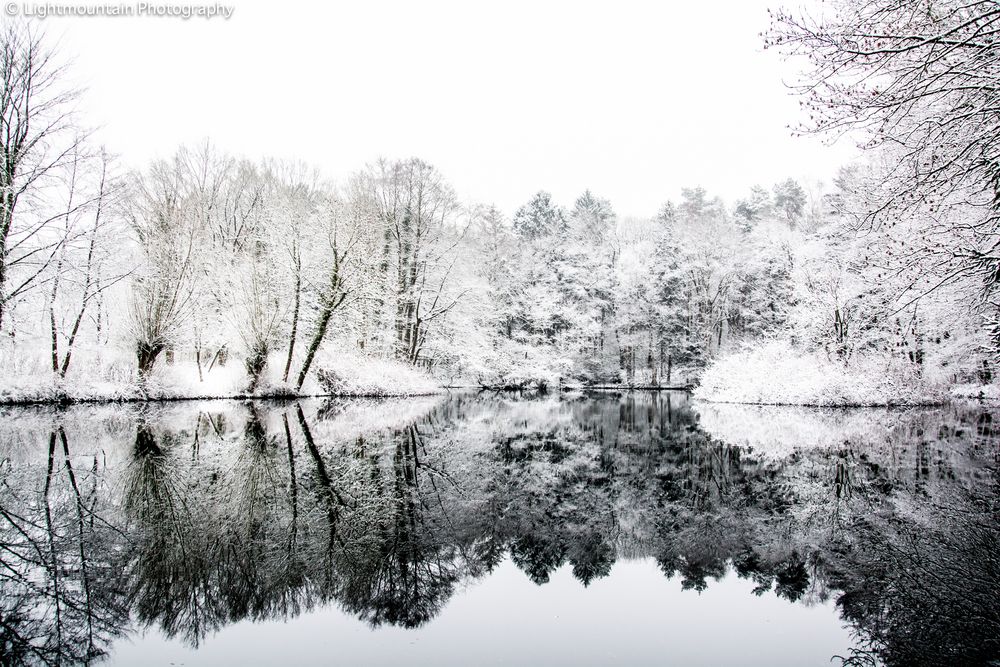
693,401,918,458
695,400,996,487
0,394,996,666
0,389,447,408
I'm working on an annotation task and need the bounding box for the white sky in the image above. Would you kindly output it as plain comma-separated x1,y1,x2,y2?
25,0,857,217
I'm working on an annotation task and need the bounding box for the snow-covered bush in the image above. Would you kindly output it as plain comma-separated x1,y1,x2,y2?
694,340,947,406
0,342,143,404
314,351,442,396
0,337,288,404
473,340,571,390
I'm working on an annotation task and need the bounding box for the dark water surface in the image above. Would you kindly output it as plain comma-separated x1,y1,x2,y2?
1,392,998,666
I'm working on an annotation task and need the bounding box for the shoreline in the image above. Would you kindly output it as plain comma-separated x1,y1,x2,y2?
0,384,695,407
6,383,997,408
0,389,448,408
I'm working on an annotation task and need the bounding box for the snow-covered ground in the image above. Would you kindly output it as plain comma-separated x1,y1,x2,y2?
0,348,443,404
6,337,996,408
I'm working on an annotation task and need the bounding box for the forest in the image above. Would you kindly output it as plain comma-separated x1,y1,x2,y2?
2,0,999,405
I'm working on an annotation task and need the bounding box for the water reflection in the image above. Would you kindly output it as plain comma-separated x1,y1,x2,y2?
0,393,997,666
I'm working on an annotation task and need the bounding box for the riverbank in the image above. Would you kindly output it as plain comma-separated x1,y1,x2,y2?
0,380,698,406
0,351,445,406
3,345,993,408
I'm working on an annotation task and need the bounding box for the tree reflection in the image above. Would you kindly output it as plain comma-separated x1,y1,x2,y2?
0,395,997,665
0,417,128,665
831,483,1000,667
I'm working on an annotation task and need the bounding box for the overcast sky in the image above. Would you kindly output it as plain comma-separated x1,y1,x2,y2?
34,0,857,217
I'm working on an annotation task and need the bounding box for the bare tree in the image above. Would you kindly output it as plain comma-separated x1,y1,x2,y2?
358,158,466,363
53,149,126,377
0,23,82,331
767,1,1000,209
766,1,1000,315
261,160,322,384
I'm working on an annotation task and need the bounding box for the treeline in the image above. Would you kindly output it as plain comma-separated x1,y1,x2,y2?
2,145,988,394
477,184,804,387
2,130,815,390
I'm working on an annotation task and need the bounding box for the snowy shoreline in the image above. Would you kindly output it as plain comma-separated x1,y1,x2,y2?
0,389,448,407
4,382,992,408
1,343,993,408
0,382,689,406
0,351,448,406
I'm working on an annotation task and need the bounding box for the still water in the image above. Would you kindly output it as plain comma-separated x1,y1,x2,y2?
1,392,997,666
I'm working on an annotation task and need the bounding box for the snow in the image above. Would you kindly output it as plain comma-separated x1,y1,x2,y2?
950,382,1000,402
313,350,442,397
694,340,948,407
0,345,441,404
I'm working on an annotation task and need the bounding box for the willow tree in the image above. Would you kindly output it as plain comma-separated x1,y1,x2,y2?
125,155,204,378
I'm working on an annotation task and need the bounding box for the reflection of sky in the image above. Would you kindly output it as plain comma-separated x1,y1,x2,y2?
108,558,852,666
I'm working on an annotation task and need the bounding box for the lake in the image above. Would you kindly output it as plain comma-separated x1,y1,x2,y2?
1,391,997,666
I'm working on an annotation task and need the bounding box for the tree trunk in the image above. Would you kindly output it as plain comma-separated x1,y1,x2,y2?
137,341,164,378
296,259,347,391
283,267,301,383
0,171,15,332
246,345,268,393
296,295,343,392
0,237,6,332
49,303,60,374
60,152,105,379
